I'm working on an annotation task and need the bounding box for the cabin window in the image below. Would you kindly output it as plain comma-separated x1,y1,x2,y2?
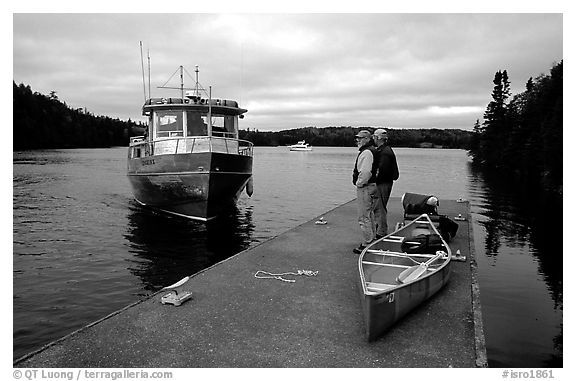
224,116,236,134
155,110,184,138
211,115,236,137
186,111,208,137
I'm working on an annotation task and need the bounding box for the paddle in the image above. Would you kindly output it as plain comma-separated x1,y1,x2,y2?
396,251,444,283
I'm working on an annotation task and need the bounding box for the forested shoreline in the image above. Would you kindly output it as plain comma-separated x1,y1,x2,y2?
13,82,146,150
239,126,471,148
13,81,472,151
468,61,562,196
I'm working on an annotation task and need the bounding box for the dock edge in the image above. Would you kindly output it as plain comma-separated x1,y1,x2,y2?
467,203,489,368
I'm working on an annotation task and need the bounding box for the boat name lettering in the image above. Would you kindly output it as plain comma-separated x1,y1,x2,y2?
142,159,156,166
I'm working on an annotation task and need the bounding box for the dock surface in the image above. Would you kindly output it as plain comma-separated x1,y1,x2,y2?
15,198,486,368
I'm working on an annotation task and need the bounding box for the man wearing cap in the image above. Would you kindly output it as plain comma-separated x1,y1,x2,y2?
352,130,379,254
373,128,399,237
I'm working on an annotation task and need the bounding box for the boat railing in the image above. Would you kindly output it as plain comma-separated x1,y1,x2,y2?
128,136,253,159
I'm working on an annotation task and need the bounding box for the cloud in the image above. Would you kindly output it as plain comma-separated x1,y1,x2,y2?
13,13,562,131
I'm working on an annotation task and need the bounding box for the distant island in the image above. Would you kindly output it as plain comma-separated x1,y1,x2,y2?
239,127,472,149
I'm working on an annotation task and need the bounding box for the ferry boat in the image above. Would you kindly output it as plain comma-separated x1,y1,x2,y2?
127,66,253,221
288,140,312,151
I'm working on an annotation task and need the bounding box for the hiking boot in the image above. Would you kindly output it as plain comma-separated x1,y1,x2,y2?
352,244,367,254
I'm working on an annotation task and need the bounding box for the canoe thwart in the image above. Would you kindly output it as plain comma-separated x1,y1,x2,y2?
362,260,411,269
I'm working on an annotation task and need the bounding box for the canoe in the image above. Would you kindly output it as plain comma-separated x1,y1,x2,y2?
358,213,452,341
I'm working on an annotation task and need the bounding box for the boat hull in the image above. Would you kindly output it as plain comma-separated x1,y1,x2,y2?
290,147,312,151
358,214,452,341
127,152,252,221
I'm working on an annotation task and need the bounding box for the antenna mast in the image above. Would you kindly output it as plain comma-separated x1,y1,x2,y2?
195,65,200,96
139,41,147,102
147,48,151,99
179,65,184,99
157,65,207,97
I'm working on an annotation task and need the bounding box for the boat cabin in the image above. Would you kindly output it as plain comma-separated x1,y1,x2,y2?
142,97,246,140
129,96,250,159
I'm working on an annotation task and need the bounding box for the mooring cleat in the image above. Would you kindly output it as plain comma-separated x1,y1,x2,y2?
160,276,193,306
161,291,193,306
452,249,467,262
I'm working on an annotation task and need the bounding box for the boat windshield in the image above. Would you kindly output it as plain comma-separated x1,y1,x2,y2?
186,111,208,136
187,112,236,137
152,109,238,139
210,114,237,138
155,109,184,138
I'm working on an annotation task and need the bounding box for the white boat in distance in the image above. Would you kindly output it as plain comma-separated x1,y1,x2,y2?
288,140,312,151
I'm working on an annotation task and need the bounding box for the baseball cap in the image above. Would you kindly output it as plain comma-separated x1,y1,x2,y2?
373,128,388,138
355,130,372,139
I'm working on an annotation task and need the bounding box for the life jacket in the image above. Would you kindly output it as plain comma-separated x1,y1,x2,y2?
352,145,378,185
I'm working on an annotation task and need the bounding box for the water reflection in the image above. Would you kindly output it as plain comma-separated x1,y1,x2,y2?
468,163,563,367
123,202,256,293
469,164,563,298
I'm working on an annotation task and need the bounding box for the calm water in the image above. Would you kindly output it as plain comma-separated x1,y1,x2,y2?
12,147,562,366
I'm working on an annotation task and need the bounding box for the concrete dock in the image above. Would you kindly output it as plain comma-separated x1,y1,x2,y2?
15,198,487,368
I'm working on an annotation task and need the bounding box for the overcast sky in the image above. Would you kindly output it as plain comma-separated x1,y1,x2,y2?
12,12,563,132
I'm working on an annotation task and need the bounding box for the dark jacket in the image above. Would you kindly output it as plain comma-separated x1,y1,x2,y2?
374,144,399,183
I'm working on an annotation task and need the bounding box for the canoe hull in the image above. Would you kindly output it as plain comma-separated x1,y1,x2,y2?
358,213,452,341
127,151,252,221
360,261,451,341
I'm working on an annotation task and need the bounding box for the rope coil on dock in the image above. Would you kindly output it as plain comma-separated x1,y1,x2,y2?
254,269,319,283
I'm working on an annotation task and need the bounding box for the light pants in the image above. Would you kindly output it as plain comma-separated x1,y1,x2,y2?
356,183,378,245
375,182,393,236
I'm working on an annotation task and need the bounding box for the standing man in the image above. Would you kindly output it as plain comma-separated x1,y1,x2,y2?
373,128,399,238
352,130,379,254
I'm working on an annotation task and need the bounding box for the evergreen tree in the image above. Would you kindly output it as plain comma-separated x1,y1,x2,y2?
480,70,511,165
469,119,482,158
468,61,562,195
